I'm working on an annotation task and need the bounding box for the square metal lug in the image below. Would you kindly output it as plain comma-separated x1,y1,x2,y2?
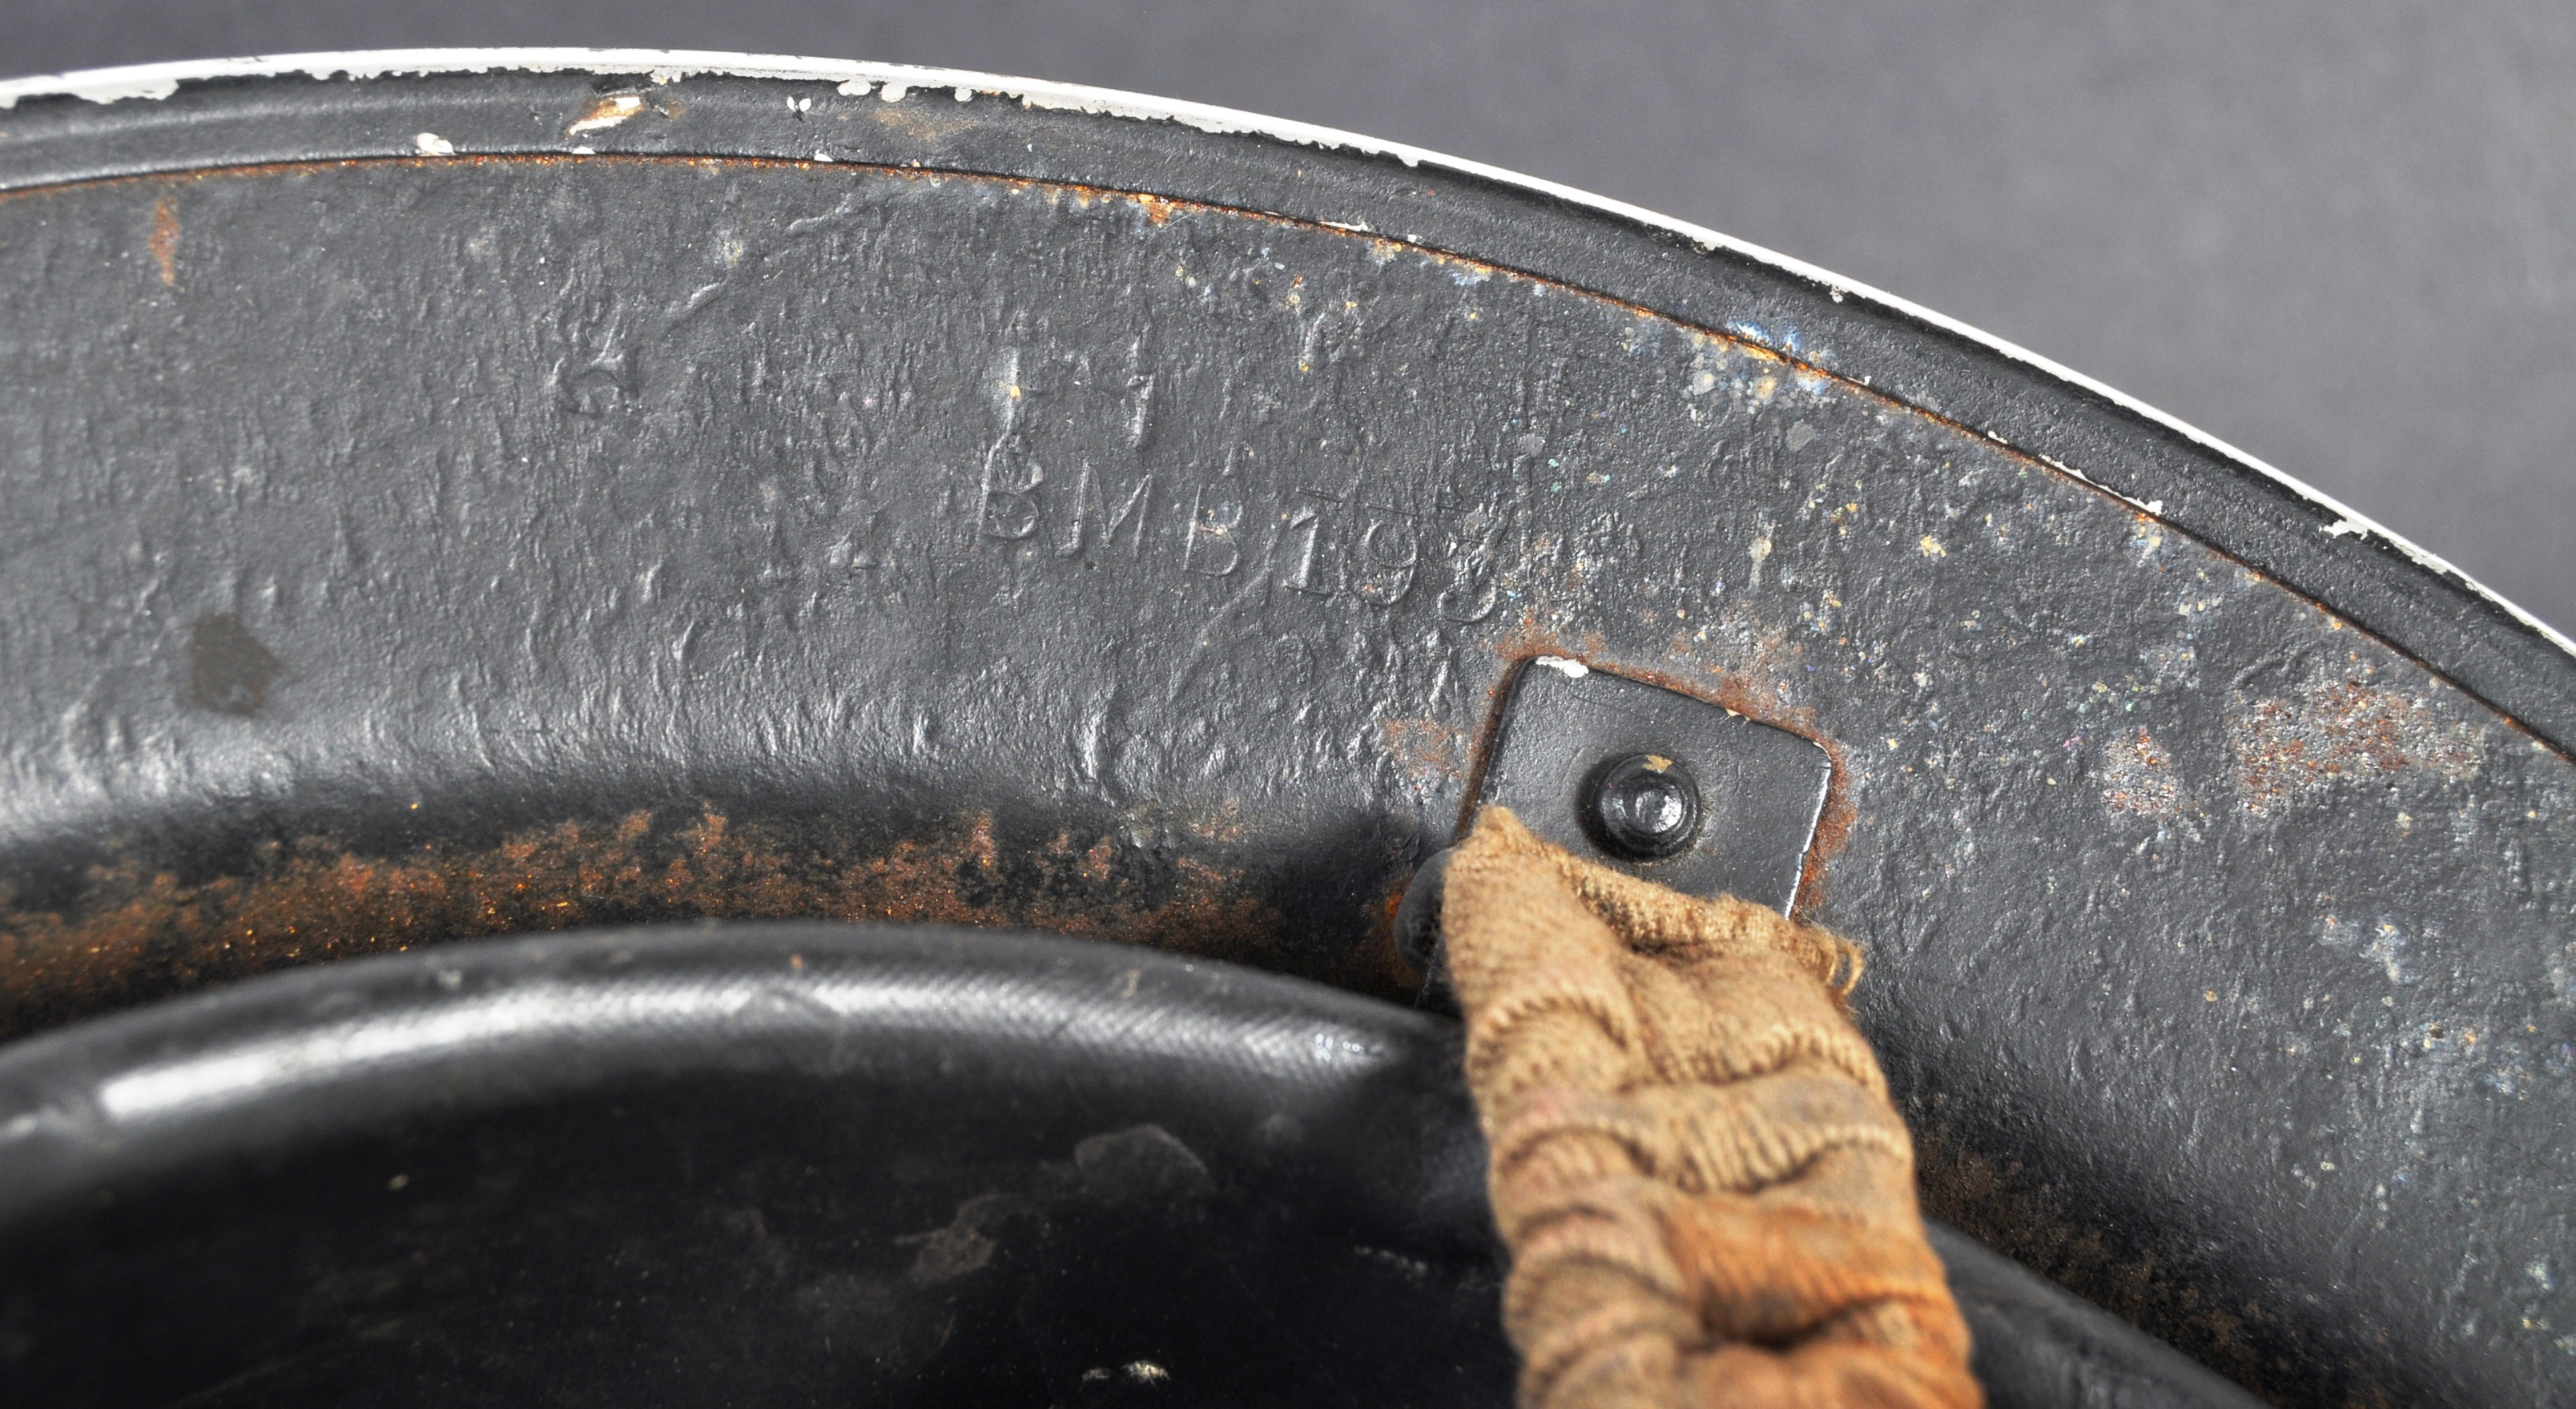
1473,658,1832,912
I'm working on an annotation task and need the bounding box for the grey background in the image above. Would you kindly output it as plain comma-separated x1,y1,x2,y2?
6,1,2571,637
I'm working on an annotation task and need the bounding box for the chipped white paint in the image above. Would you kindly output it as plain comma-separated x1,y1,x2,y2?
0,47,2561,658
411,131,453,156
1533,656,1589,678
2323,518,2367,538
565,91,644,135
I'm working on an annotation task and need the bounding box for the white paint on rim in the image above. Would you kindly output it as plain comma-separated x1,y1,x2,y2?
0,47,2561,657
1533,656,1590,678
410,131,453,157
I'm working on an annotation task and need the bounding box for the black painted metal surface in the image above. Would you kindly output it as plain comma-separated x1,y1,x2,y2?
0,58,2564,1406
0,921,2262,1409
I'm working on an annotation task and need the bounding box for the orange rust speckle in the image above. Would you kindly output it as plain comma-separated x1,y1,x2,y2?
2099,727,2185,819
1380,718,1465,791
1158,799,1244,847
2228,678,2483,816
147,197,179,287
1370,870,1432,994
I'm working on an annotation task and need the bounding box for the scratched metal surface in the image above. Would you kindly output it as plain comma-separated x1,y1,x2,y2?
0,70,2566,1407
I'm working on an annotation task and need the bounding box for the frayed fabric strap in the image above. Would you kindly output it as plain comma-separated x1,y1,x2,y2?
1442,807,1981,1409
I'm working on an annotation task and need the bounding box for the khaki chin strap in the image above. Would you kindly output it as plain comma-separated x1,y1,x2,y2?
1439,807,1981,1409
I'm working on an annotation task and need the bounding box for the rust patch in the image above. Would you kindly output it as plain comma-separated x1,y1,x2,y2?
1791,749,1854,922
1177,798,1248,847
851,99,982,147
147,196,179,286
0,807,1318,1044
2228,678,2483,816
1358,847,1430,996
1380,716,1466,791
2098,727,2185,818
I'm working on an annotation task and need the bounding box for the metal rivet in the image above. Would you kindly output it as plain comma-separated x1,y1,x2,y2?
1584,753,1701,861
